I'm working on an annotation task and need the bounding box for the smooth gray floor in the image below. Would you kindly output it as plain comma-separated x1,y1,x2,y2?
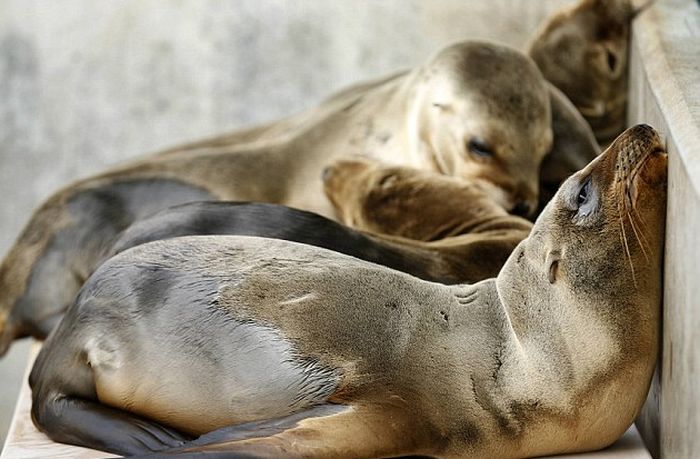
0,340,29,450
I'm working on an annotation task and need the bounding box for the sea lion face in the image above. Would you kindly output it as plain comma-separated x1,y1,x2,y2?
529,0,634,143
415,43,553,218
500,124,666,336
541,123,665,293
495,124,666,446
492,125,665,442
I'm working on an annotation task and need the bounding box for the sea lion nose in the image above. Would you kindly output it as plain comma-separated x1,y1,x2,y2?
628,124,655,139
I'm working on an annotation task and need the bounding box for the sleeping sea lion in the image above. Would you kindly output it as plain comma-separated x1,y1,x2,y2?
28,124,667,457
0,41,573,354
528,0,644,144
104,120,595,287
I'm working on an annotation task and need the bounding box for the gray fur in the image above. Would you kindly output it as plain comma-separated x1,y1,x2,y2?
10,179,214,338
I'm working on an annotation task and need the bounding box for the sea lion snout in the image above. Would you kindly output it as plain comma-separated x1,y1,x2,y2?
511,182,540,219
612,124,665,182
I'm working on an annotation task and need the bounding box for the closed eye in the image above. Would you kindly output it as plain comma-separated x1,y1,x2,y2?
467,138,494,159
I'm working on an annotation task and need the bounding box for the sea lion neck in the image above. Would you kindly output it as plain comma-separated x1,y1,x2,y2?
492,232,621,394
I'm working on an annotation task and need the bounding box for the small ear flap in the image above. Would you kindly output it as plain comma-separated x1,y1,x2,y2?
539,83,600,210
546,250,562,284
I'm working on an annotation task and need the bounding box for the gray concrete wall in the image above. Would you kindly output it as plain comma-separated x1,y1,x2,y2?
628,1,700,457
0,0,575,449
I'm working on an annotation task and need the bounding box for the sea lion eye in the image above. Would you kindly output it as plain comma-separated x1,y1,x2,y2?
577,177,592,207
572,175,598,222
467,138,494,158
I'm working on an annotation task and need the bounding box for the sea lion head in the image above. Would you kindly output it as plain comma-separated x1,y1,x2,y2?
496,125,666,439
410,41,553,218
528,0,638,143
501,123,666,309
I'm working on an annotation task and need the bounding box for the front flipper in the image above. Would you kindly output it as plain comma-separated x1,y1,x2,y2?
138,403,433,459
31,395,193,456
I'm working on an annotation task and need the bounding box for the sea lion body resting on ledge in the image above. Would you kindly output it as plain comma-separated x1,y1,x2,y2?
1,40,603,354
102,102,596,285
29,125,667,457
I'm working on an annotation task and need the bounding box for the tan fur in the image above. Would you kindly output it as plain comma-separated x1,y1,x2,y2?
323,157,516,241
320,158,533,283
29,126,667,458
0,41,566,354
528,0,638,144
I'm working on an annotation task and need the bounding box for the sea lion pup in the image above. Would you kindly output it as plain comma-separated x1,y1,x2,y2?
0,41,557,355
320,89,599,241
528,0,642,144
323,157,524,242
29,125,667,458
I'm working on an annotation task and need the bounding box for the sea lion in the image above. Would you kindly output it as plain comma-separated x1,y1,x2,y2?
0,41,568,355
319,92,598,241
322,157,517,242
528,0,641,144
109,198,530,286
28,125,667,457
106,128,593,285
104,164,532,285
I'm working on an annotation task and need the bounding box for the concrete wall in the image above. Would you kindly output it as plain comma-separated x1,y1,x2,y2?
0,0,575,448
628,1,700,457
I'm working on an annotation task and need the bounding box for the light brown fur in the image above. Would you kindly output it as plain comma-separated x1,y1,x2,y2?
0,40,597,355
28,125,667,458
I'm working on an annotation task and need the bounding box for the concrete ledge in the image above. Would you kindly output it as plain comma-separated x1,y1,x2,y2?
628,1,700,457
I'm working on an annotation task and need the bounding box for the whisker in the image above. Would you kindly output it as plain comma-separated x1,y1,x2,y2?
620,214,637,287
623,182,650,262
617,182,637,287
627,213,649,262
631,206,652,252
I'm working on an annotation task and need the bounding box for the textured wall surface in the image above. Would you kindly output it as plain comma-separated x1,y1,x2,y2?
628,1,700,458
0,0,576,449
